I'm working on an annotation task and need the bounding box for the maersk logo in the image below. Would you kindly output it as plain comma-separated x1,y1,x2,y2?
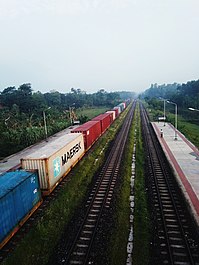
53,157,61,178
61,142,81,166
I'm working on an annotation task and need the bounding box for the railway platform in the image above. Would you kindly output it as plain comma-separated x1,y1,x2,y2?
152,121,199,227
0,125,79,175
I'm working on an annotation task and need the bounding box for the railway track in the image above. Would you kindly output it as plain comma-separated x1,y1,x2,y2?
54,101,136,265
140,102,199,265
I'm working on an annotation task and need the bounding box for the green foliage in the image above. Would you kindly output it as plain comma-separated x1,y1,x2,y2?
118,91,137,100
0,84,127,158
140,83,179,100
0,106,110,159
140,80,199,120
0,83,133,158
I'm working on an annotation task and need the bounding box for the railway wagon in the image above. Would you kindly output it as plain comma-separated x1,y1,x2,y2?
112,108,119,117
92,113,113,134
0,170,42,249
118,103,124,112
21,133,85,195
113,106,121,116
71,121,101,150
119,102,126,110
106,110,116,121
125,99,130,106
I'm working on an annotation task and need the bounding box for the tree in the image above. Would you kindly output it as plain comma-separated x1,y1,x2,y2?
0,86,17,108
44,91,61,107
16,83,34,113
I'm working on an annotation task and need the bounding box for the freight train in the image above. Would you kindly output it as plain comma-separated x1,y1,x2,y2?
0,101,129,249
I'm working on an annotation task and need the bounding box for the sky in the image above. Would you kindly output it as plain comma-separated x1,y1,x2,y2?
0,0,199,94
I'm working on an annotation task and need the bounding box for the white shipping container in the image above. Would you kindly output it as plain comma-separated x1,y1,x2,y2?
106,111,116,120
114,106,121,114
121,102,126,109
21,133,85,194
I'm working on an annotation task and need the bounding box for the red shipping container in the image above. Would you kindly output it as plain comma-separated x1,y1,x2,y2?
92,113,112,133
106,111,116,121
112,108,119,117
71,121,101,150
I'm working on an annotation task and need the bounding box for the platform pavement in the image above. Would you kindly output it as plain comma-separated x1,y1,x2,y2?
0,125,79,175
151,121,199,227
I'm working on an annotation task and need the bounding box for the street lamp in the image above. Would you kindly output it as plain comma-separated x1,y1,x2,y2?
43,107,51,141
167,100,178,140
188,107,199,112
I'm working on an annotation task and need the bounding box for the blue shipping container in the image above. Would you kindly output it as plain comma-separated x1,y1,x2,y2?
0,170,42,248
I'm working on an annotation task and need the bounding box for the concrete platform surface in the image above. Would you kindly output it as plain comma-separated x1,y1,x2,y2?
152,122,199,226
0,125,79,175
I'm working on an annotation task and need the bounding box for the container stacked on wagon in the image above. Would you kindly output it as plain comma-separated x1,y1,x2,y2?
0,170,42,249
21,133,85,196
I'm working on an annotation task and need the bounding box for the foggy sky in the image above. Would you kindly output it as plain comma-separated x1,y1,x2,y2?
0,0,199,94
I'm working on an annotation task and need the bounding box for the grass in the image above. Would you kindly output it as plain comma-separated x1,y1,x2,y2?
76,106,109,120
108,110,135,265
2,106,129,265
167,114,199,149
108,103,150,265
132,105,150,265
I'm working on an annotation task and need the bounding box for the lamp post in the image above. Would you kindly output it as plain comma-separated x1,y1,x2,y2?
43,107,51,141
167,101,178,140
159,98,167,126
163,99,166,126
69,103,75,125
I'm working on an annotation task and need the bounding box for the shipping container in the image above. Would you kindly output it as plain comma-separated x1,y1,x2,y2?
126,99,131,106
21,133,85,195
112,108,119,117
106,110,116,121
0,170,42,249
71,121,101,150
113,106,121,115
118,103,125,112
120,102,126,110
92,113,112,133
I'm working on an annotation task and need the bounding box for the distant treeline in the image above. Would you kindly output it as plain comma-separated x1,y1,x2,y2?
140,80,199,120
140,80,199,110
0,84,134,112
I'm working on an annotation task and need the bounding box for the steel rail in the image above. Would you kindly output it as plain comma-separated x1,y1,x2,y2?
140,102,199,264
62,102,136,265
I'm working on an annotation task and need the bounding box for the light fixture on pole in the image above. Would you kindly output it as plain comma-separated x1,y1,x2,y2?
188,107,199,112
167,100,178,140
43,107,51,141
